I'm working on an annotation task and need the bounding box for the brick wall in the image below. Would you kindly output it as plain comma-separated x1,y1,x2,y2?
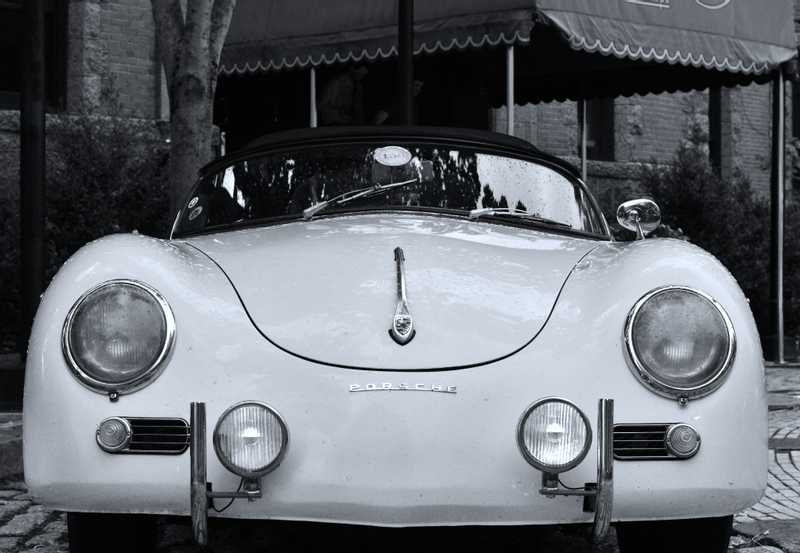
1,1,162,205
616,92,704,164
731,84,773,195
492,83,775,198
67,0,160,118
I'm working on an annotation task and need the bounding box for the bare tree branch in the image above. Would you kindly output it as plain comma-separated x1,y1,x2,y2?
210,0,237,68
151,0,185,92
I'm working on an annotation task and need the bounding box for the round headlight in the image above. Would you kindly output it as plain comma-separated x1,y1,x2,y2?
62,279,175,394
517,398,592,473
625,286,735,400
213,401,288,478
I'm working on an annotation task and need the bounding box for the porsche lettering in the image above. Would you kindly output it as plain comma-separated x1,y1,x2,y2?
349,383,457,394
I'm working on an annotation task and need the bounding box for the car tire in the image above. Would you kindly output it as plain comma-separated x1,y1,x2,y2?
615,515,732,553
67,512,157,553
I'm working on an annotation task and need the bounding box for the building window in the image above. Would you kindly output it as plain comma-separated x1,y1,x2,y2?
0,0,68,111
584,97,615,161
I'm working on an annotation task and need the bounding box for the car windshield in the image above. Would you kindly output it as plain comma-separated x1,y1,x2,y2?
173,142,608,237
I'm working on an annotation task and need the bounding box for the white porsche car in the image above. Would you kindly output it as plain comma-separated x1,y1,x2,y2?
23,127,765,552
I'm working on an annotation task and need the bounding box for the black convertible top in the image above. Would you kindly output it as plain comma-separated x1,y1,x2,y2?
200,126,580,179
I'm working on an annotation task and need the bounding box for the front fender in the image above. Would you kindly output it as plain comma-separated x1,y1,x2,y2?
23,233,255,488
539,237,767,517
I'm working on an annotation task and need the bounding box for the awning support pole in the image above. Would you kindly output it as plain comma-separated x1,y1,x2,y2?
309,67,317,128
578,98,588,183
398,0,414,125
709,86,722,176
506,45,514,136
19,0,46,357
770,69,786,363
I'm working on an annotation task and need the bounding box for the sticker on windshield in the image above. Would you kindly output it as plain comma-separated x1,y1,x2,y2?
374,146,412,167
188,206,203,221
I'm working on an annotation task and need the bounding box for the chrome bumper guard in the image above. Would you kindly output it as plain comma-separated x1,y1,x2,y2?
189,399,613,546
539,398,614,544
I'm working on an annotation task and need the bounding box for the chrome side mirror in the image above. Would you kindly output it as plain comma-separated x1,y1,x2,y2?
616,199,661,240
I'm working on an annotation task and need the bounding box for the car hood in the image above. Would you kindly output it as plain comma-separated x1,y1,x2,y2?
184,214,600,370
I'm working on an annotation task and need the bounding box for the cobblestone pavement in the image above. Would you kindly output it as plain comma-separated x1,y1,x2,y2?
0,479,66,553
0,415,21,482
737,410,800,524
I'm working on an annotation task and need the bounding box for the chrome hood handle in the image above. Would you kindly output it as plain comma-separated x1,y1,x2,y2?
389,247,415,345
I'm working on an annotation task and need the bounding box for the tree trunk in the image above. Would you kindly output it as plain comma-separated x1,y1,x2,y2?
168,72,214,215
151,0,236,217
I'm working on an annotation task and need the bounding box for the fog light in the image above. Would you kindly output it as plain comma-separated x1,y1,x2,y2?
517,398,592,473
666,423,700,459
213,401,288,478
96,417,131,452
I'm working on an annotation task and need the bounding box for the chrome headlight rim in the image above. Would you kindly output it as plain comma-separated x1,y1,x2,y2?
61,279,176,395
516,397,593,473
624,285,736,401
212,400,289,479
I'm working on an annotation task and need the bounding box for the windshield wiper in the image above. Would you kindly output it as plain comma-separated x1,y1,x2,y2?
303,178,419,220
468,207,573,228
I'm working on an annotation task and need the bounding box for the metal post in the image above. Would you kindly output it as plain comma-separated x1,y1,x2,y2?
709,86,722,176
190,402,209,546
506,45,515,136
398,0,414,125
309,67,317,128
770,70,786,363
19,0,46,357
578,98,588,183
592,398,614,543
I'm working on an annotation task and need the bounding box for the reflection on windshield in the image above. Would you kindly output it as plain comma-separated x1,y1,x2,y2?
174,143,606,236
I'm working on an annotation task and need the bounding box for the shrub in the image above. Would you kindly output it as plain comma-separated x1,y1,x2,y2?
45,113,171,274
0,195,20,352
0,111,170,353
635,145,773,337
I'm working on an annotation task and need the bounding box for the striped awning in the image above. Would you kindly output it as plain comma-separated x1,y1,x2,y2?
536,0,796,76
221,0,796,78
220,1,536,75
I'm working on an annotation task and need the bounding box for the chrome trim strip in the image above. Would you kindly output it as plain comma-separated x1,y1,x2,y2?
592,398,614,542
389,247,415,345
624,285,736,401
612,422,670,461
212,400,289,479
517,397,593,473
190,402,208,547
61,279,176,396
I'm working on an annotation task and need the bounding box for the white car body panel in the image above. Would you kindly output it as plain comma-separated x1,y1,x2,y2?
24,213,766,526
185,215,597,369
